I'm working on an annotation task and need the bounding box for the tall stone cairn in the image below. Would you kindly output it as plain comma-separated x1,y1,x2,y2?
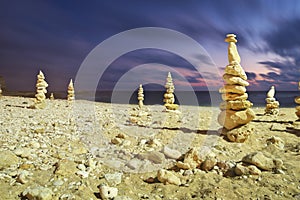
138,84,144,109
0,84,2,98
67,79,75,101
163,72,178,111
265,86,279,115
129,84,151,126
218,34,255,143
295,82,300,119
34,70,48,109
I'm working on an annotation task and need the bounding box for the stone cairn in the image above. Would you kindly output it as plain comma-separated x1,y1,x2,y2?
295,82,300,119
138,84,144,109
218,34,255,142
0,84,2,98
292,82,300,131
162,72,181,129
67,79,75,101
163,72,179,111
264,86,279,115
129,84,151,126
50,93,55,100
34,70,48,109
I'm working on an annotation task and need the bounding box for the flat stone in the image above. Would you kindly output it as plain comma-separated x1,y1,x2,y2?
0,150,19,170
157,169,181,185
126,158,143,170
162,146,182,159
270,123,286,131
223,74,249,86
165,103,179,110
224,63,247,80
242,152,280,171
222,93,248,101
138,151,165,164
218,108,255,130
219,100,252,110
219,85,246,94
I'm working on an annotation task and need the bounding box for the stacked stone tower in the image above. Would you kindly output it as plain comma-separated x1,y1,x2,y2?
67,79,75,101
295,82,300,119
129,84,151,126
265,86,279,115
138,84,144,109
50,93,55,100
163,72,178,111
34,70,48,109
218,34,255,142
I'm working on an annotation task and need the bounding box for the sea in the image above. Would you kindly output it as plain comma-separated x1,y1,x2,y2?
91,90,298,108
8,91,300,108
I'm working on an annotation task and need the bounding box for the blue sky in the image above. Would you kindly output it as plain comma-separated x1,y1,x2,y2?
1,0,300,91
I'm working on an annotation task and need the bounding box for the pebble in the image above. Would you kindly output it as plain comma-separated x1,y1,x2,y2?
99,185,118,200
242,152,281,171
77,163,86,171
104,172,123,186
183,170,193,176
201,158,217,171
53,179,64,186
157,169,181,186
16,170,30,184
76,170,89,178
162,146,182,160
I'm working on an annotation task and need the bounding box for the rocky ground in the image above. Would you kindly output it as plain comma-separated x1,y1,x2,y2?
0,96,299,200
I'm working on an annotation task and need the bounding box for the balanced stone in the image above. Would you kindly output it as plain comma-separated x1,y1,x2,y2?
219,85,246,94
221,93,248,101
218,109,255,130
219,100,252,111
224,63,247,80
223,74,249,86
265,86,279,115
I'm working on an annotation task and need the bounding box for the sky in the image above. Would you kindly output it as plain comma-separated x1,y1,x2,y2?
1,0,300,92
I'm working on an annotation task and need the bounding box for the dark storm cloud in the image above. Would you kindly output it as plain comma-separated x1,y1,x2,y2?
255,16,300,90
245,72,257,80
1,0,300,91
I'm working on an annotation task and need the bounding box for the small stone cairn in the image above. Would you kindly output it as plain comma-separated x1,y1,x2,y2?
295,81,300,119
67,79,75,101
292,82,300,131
163,72,179,111
264,86,279,115
162,72,181,129
34,70,48,109
218,34,255,142
50,93,55,100
129,84,151,126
